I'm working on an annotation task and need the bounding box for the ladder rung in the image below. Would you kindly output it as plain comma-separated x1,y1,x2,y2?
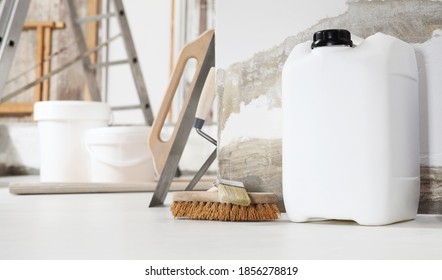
76,13,116,24
88,59,129,69
112,104,147,111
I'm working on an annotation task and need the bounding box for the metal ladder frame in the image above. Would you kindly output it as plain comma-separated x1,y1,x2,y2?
0,0,31,97
66,0,154,125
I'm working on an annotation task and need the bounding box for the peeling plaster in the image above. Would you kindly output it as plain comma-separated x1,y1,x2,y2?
219,0,442,134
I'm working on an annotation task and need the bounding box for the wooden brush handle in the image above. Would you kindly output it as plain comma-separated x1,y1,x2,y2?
173,191,277,204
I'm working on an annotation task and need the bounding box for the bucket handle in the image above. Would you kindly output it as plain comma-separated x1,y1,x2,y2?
86,144,150,167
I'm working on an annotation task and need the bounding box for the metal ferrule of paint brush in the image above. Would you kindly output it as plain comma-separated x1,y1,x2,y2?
216,178,244,188
194,67,217,145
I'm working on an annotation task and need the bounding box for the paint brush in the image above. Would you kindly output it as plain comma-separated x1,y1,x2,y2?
216,178,251,207
193,67,251,206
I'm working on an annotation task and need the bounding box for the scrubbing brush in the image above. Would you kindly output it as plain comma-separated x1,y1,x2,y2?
171,190,280,221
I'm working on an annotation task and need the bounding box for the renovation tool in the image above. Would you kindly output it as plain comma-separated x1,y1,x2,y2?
189,67,251,206
184,67,217,191
149,29,215,207
9,181,212,195
171,191,279,221
193,67,217,145
217,178,251,207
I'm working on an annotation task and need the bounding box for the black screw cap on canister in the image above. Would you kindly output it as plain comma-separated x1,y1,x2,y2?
311,29,353,49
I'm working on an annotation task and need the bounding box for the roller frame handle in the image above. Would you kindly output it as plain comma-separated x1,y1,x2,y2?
194,67,216,129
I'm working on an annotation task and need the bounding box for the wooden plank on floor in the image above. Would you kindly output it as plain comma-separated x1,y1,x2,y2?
9,181,213,195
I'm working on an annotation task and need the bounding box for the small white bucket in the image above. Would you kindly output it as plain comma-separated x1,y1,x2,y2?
85,126,155,183
34,101,111,182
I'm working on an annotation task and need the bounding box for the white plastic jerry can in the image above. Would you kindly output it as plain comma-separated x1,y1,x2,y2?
282,29,420,225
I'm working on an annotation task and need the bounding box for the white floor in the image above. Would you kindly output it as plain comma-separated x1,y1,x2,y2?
1,176,442,260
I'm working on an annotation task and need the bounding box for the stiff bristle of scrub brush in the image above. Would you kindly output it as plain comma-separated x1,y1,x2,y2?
217,178,251,207
171,191,280,221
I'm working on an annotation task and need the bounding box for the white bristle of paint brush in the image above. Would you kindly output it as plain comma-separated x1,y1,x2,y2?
217,179,251,207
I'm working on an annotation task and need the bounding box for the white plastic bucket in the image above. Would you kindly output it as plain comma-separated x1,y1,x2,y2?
34,101,111,182
85,126,155,183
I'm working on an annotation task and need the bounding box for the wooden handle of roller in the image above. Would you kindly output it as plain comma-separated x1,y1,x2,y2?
173,191,277,204
195,67,216,121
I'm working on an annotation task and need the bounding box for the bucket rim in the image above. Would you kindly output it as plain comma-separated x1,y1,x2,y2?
34,101,111,121
85,126,151,145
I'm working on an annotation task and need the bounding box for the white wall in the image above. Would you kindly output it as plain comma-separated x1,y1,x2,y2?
106,0,171,124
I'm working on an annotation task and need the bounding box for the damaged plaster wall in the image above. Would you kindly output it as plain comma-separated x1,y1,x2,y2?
217,0,442,212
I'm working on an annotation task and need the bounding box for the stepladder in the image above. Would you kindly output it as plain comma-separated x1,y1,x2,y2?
0,0,154,125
